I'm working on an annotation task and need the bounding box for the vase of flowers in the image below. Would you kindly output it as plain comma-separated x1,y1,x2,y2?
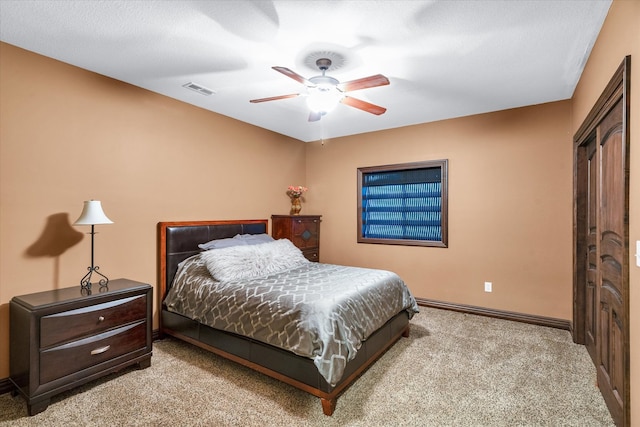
287,185,307,215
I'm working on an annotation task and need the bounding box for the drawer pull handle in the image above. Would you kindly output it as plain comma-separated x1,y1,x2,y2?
90,345,110,355
98,316,105,322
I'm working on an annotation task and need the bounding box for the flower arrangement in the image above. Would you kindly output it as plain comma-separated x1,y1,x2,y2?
287,185,308,198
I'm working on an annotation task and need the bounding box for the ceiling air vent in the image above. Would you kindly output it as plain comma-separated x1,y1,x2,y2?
182,82,215,96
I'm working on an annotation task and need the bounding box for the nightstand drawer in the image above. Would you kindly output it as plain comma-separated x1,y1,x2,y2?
40,294,147,348
40,321,147,384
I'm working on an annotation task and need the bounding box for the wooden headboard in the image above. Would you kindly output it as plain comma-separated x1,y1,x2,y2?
157,219,269,301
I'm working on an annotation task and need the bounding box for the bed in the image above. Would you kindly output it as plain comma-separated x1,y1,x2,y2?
157,219,418,415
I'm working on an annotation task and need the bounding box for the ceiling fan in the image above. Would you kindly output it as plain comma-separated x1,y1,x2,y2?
249,58,390,122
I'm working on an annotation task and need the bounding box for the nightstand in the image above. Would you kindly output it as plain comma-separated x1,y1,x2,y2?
9,278,153,416
271,215,321,262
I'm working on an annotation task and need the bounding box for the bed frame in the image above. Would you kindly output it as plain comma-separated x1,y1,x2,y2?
157,219,410,415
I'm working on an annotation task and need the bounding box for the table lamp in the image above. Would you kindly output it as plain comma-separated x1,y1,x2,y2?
73,200,113,290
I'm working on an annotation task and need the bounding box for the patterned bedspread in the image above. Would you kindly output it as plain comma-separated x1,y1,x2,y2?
163,254,419,386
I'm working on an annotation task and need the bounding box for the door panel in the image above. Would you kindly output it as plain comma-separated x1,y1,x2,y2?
597,104,626,424
585,136,598,363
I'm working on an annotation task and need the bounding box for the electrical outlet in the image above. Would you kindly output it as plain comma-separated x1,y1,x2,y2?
484,282,492,292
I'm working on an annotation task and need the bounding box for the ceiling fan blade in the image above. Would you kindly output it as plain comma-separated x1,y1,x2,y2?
249,93,300,103
273,66,313,85
336,74,389,92
341,96,387,115
308,111,323,122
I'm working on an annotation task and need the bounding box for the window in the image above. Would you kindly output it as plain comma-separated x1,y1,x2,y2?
357,160,448,247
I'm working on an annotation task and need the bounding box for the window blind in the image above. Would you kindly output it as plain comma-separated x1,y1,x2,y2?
361,168,442,241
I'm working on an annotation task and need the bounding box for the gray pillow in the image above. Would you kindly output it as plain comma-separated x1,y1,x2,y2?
234,233,275,245
198,233,274,250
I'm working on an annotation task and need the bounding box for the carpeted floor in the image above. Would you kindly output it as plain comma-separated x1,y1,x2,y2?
0,307,614,426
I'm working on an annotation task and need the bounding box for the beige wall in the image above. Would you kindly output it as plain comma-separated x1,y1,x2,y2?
305,102,573,319
0,43,305,378
1,0,638,419
570,0,639,422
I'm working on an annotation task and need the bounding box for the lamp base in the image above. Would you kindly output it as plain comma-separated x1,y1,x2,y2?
80,266,109,291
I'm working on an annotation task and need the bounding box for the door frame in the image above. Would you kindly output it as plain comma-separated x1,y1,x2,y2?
573,56,631,425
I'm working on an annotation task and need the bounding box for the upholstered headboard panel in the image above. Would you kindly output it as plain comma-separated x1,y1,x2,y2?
158,220,268,298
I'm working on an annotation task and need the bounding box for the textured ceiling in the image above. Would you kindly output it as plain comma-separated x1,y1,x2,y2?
0,0,611,142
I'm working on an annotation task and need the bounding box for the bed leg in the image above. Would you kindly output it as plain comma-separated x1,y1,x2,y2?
402,325,410,338
321,397,336,416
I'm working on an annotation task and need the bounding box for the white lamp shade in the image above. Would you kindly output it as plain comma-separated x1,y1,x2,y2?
73,200,113,225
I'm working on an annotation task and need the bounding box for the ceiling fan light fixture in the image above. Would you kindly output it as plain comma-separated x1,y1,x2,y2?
250,57,387,119
306,85,343,114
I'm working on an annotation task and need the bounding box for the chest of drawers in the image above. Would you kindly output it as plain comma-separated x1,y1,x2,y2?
10,278,152,415
271,215,321,262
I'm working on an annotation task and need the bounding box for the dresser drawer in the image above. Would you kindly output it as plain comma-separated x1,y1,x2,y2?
291,218,319,234
301,248,319,262
40,294,146,348
272,215,321,262
39,321,147,384
290,220,319,249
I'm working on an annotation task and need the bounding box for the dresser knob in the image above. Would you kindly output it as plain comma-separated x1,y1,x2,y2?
98,316,105,322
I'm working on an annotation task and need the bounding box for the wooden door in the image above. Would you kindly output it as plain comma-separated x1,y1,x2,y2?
573,57,630,427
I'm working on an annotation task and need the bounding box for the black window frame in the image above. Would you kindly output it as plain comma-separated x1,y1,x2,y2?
357,159,448,247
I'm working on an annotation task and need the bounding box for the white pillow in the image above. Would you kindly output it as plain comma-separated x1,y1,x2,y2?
201,239,309,282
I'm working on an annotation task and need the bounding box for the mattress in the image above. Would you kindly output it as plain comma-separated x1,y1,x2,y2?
164,254,419,385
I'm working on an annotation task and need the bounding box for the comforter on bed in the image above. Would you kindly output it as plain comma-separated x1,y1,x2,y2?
163,254,419,386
